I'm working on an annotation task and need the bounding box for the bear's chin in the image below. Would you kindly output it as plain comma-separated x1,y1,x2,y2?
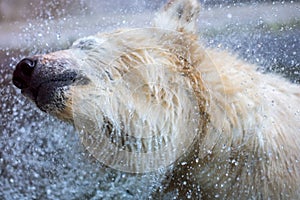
22,82,69,114
34,83,69,113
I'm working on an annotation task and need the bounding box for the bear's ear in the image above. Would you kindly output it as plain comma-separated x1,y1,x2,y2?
153,0,200,33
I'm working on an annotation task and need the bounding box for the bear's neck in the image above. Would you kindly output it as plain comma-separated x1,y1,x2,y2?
163,47,278,198
188,47,298,198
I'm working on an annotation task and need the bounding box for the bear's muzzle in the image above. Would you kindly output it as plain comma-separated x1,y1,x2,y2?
12,56,88,114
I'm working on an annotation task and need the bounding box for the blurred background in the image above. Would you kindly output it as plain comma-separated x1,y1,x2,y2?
0,0,299,199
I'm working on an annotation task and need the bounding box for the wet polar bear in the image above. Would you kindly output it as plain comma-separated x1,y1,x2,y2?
12,0,300,199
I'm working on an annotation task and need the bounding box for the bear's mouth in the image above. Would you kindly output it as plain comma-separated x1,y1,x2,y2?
19,71,89,113
22,71,75,97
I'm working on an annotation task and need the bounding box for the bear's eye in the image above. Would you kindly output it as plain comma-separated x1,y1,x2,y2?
72,38,97,50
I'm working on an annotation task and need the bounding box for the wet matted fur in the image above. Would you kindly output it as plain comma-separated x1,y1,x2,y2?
12,0,300,199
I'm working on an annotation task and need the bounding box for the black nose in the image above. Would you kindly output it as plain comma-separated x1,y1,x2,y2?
12,58,37,89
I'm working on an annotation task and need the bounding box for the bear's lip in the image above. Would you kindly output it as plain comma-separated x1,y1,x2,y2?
21,71,78,108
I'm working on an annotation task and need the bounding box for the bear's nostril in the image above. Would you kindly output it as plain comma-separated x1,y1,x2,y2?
18,58,36,77
12,58,37,89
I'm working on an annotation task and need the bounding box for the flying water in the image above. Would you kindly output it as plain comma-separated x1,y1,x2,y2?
0,0,299,199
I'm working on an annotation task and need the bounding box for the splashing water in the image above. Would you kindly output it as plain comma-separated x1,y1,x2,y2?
1,0,299,199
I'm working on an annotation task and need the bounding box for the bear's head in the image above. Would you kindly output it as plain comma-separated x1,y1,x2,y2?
12,29,208,172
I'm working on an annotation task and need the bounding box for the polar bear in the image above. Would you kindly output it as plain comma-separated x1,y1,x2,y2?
12,0,300,199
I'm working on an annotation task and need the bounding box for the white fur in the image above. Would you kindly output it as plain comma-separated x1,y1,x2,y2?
38,0,300,198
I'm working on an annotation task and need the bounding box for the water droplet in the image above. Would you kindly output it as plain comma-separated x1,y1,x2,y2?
181,162,187,166
57,33,61,40
46,189,52,195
